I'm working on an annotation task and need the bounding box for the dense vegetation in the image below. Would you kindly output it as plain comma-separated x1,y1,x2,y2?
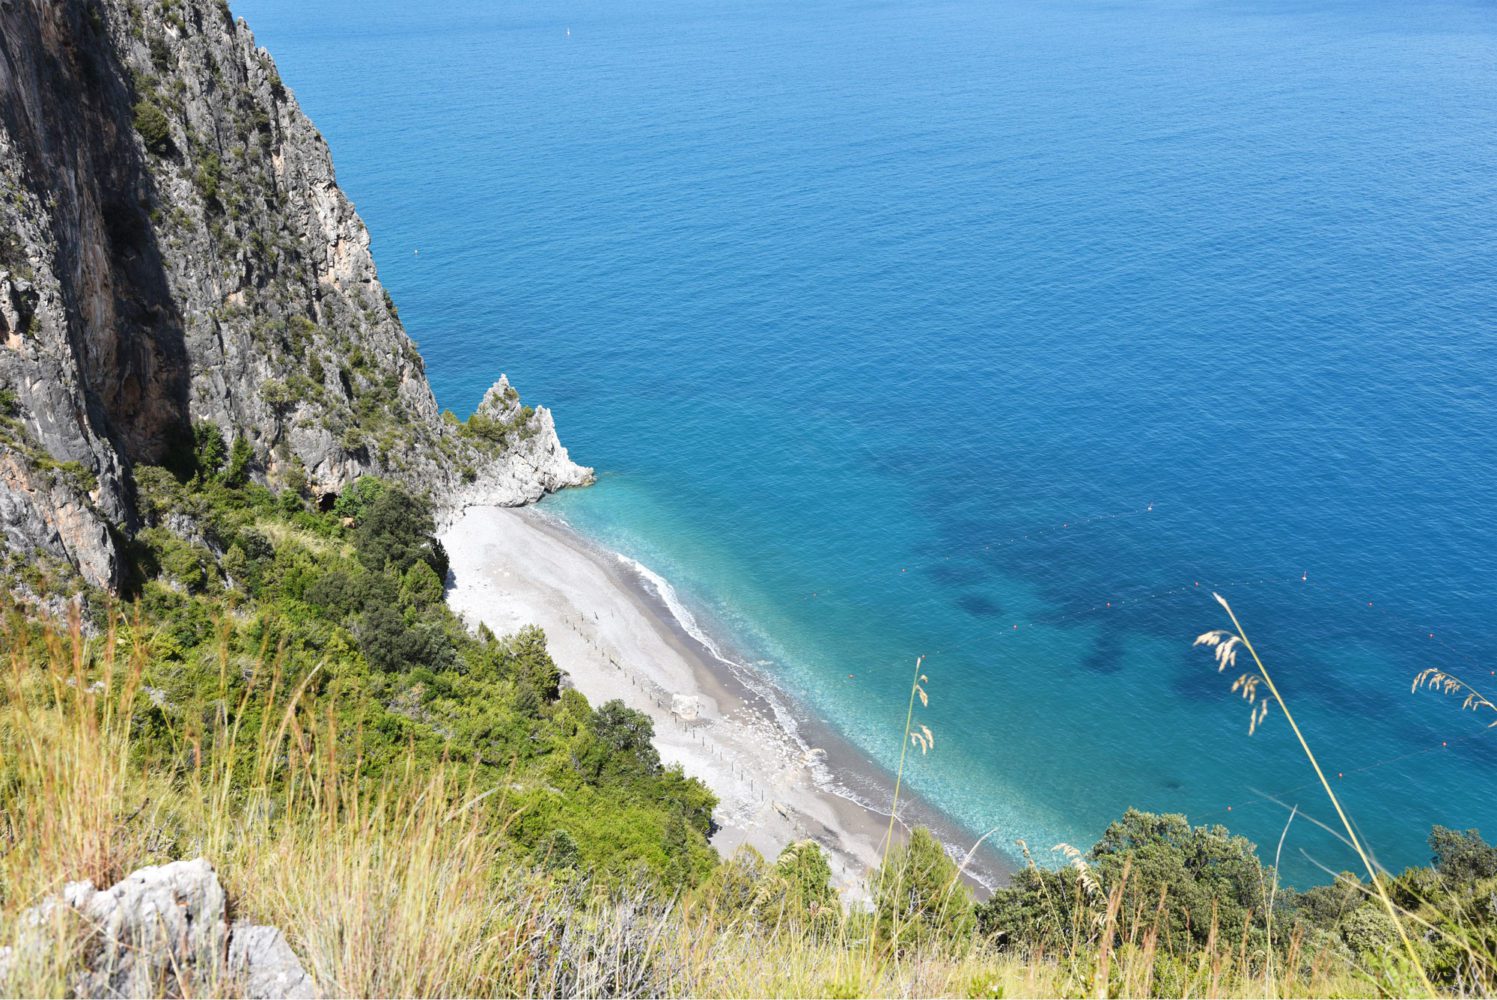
2,428,1495,996
976,810,1497,995
45,424,720,886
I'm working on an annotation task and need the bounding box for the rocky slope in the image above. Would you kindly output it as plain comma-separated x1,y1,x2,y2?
0,0,590,590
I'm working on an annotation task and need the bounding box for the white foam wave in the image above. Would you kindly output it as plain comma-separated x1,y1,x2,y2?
607,552,896,818
526,507,1001,890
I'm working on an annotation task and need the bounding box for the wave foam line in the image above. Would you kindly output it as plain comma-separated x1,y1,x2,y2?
530,508,1002,889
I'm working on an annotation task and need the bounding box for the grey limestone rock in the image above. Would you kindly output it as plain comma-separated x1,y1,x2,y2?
0,857,316,998
227,923,317,1000
0,0,591,590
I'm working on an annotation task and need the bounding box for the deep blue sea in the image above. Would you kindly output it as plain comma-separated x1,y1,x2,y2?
234,0,1497,883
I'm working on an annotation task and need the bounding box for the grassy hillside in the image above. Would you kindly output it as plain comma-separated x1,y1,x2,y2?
2,432,1495,997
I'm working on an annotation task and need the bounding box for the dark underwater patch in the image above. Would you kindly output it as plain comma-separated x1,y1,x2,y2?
956,592,1004,618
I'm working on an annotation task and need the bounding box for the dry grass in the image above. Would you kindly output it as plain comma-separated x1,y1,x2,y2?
0,596,1483,998
1196,593,1434,993
2,606,1051,998
1413,667,1497,725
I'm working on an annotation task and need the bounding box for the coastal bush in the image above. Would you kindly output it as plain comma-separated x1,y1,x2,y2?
131,100,171,152
192,420,228,476
331,474,387,520
4,571,1491,997
772,839,839,926
978,810,1270,962
13,460,722,891
222,436,253,487
353,484,448,579
873,827,976,949
1429,825,1497,883
585,699,662,781
400,559,445,609
357,602,454,673
1090,808,1266,952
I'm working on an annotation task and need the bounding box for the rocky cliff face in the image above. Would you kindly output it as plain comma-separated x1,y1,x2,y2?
0,0,591,589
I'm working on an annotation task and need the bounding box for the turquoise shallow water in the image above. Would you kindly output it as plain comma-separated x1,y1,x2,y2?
235,0,1497,883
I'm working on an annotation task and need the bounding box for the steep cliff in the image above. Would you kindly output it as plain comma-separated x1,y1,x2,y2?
0,0,591,589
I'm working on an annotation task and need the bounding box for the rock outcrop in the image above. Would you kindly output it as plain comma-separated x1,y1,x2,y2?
0,857,316,998
0,0,591,589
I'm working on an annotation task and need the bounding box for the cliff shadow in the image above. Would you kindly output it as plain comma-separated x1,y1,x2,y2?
0,0,194,475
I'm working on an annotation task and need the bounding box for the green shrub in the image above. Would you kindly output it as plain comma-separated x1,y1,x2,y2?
1089,809,1264,952
353,485,447,579
400,559,445,609
193,421,228,476
588,699,660,778
873,827,975,948
538,829,582,871
332,475,387,521
38,458,99,495
194,151,222,202
357,603,454,673
773,840,839,925
132,100,171,152
978,809,1267,957
260,378,294,412
148,33,172,73
223,437,253,487
222,542,248,587
137,527,215,592
1429,825,1497,883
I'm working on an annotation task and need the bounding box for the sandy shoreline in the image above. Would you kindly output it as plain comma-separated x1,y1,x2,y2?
442,505,1007,898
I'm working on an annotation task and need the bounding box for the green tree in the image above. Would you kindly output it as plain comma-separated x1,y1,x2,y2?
400,560,445,609
332,475,388,521
192,422,228,476
356,602,454,673
1429,826,1497,884
873,827,975,948
589,703,655,772
975,862,1086,952
507,625,560,701
354,486,448,579
772,840,838,926
1089,809,1266,954
223,437,253,487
